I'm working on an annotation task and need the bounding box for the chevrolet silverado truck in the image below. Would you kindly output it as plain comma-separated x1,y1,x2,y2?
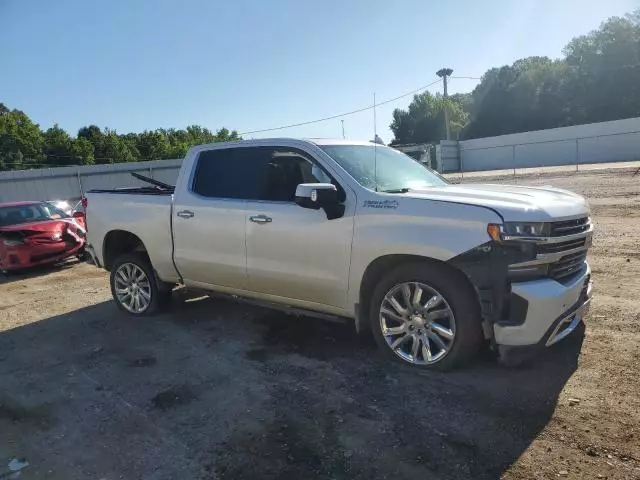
84,139,593,370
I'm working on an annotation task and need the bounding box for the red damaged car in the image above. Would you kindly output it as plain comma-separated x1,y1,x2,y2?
0,201,86,274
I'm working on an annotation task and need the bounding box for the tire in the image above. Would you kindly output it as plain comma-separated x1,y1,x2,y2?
369,262,482,371
110,253,161,316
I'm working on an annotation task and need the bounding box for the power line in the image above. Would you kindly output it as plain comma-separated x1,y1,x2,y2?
452,76,482,80
238,78,442,136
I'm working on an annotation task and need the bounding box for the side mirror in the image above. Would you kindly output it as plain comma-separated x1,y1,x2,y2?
295,183,337,209
72,211,85,219
294,183,344,220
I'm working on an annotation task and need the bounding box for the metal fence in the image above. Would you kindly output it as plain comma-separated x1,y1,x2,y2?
458,129,640,177
3,117,640,201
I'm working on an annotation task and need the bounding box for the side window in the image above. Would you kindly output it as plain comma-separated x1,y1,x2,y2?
192,146,342,203
260,149,331,202
192,147,266,199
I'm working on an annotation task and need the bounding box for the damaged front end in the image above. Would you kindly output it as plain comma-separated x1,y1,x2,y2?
448,241,529,343
448,218,593,364
0,221,86,272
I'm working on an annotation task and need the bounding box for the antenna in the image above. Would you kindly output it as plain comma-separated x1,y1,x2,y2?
373,92,378,192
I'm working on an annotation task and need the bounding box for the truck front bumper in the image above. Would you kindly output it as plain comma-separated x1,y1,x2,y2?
494,263,591,349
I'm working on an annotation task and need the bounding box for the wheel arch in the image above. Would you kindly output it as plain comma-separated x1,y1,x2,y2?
102,230,149,271
356,254,478,333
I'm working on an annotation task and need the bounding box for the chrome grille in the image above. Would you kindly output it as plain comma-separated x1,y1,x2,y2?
537,238,585,254
549,251,587,280
550,217,590,237
507,216,591,282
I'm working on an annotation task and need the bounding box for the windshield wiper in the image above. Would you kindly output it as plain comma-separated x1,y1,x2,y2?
381,188,411,193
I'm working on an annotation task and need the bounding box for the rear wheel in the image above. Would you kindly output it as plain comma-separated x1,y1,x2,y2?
110,253,161,316
370,262,482,371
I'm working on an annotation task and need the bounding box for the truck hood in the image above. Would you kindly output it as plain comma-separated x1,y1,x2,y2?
403,183,589,221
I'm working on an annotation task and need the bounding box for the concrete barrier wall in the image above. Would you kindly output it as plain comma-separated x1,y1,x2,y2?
435,141,460,172
459,117,640,172
0,159,182,203
3,116,640,200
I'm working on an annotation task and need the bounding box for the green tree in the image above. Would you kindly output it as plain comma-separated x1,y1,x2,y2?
77,125,105,159
43,123,73,166
562,12,640,124
214,127,241,142
389,91,468,145
121,133,141,159
70,137,95,165
101,130,136,163
0,105,44,170
462,10,640,139
136,130,169,160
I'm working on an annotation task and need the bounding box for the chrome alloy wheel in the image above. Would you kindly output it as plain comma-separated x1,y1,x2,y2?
113,263,152,313
379,282,456,365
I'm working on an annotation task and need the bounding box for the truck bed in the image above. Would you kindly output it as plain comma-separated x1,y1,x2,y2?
84,191,179,282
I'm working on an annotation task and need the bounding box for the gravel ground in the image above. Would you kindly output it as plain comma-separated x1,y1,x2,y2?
1,168,639,480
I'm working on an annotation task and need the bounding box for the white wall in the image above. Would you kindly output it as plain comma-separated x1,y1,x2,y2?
0,159,182,203
3,117,640,200
435,141,460,172
458,117,640,172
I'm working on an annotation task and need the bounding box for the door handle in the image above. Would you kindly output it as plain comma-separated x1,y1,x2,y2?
177,210,194,219
249,215,272,224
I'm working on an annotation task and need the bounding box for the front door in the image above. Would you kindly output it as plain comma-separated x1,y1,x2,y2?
244,147,354,309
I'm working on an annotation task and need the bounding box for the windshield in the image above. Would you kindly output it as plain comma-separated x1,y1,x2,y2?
320,144,447,192
0,202,69,227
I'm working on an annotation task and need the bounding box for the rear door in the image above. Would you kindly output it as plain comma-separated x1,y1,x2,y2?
244,146,355,309
172,148,264,290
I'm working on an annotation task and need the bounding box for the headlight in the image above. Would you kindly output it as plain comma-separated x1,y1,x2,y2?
487,222,549,241
502,222,547,237
51,232,62,241
2,239,24,247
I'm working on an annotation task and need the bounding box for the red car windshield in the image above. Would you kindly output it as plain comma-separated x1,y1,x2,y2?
0,203,69,227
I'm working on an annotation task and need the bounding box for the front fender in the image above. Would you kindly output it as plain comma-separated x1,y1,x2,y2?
347,197,503,311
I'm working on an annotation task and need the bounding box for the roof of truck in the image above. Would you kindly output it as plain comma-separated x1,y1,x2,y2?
187,138,383,153
307,138,380,146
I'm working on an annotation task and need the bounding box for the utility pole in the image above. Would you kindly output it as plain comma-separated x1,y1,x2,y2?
341,119,345,139
436,68,453,140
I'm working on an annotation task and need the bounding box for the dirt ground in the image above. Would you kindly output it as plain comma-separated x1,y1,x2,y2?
1,167,639,480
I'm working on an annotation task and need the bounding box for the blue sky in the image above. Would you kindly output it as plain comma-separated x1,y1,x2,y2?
1,0,637,143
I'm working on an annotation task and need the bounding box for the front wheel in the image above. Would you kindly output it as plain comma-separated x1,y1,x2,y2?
370,263,482,371
110,253,161,316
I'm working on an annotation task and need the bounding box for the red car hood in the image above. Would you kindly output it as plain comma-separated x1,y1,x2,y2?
0,218,82,234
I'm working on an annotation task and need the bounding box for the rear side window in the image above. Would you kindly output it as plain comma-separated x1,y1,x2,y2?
192,148,266,199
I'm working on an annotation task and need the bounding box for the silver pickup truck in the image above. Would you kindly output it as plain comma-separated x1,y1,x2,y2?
84,139,593,371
